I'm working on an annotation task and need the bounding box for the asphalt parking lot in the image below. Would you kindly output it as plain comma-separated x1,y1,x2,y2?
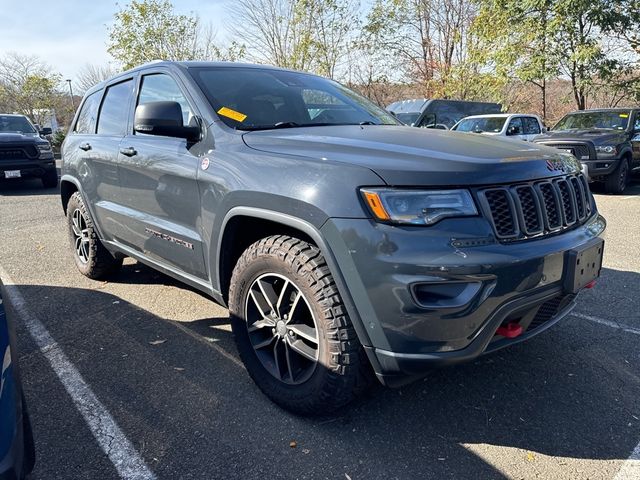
0,175,639,480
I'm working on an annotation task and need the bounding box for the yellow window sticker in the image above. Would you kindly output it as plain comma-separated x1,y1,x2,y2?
619,114,629,118
218,107,247,122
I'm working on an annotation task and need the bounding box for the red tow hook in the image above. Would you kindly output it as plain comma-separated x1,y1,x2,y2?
584,280,597,289
496,322,523,338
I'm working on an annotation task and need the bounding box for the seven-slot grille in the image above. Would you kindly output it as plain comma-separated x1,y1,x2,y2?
479,174,592,241
0,145,38,161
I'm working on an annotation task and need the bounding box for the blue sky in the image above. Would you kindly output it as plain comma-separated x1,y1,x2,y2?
0,0,231,80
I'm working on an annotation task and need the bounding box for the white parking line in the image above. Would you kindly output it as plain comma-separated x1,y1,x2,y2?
572,311,640,479
0,268,156,480
572,312,640,335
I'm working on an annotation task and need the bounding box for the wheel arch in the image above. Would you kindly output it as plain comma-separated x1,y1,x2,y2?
215,207,374,349
60,175,81,215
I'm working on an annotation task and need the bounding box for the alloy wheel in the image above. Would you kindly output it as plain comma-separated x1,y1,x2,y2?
71,208,90,264
244,273,319,385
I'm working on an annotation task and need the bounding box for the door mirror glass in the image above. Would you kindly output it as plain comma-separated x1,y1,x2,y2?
39,127,52,136
134,101,200,141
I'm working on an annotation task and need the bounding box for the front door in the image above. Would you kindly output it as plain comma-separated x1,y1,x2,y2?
117,72,207,279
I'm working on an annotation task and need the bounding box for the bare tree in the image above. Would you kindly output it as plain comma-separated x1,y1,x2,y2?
229,0,358,78
76,64,120,93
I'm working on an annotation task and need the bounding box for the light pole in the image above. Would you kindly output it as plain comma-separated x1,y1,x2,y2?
65,79,75,110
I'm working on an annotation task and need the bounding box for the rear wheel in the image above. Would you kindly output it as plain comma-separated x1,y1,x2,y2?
604,157,629,194
66,192,122,279
229,235,371,415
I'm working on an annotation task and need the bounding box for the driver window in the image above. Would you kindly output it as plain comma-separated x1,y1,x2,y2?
138,74,193,127
507,117,524,135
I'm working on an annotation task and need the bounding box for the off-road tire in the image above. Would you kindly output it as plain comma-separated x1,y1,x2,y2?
229,235,372,415
41,169,58,188
604,157,629,194
67,192,122,279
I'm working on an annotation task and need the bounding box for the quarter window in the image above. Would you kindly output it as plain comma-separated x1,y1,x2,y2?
74,91,101,134
97,80,134,136
138,74,193,127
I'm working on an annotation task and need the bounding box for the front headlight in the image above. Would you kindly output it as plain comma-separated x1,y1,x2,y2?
360,188,478,225
595,145,616,155
37,144,52,152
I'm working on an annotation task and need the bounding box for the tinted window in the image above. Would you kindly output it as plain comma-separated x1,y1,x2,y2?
454,117,506,133
523,117,541,135
74,91,101,134
190,67,398,130
553,111,631,131
0,115,36,134
507,117,524,135
97,80,134,135
138,74,193,126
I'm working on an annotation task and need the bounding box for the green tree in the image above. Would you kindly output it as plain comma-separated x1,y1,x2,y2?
107,0,240,69
474,0,640,112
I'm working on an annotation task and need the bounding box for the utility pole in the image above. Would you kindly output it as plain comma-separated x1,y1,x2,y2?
65,79,75,110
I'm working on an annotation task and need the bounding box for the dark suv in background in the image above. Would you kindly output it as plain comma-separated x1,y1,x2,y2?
0,114,56,188
61,62,606,414
534,108,640,194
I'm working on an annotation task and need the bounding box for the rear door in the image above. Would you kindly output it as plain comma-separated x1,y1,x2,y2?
117,71,207,279
522,116,542,142
64,79,135,237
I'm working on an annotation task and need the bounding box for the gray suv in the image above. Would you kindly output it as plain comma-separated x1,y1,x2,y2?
61,62,606,414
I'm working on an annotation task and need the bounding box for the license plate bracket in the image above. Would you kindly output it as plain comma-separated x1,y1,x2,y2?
4,170,21,179
564,239,604,294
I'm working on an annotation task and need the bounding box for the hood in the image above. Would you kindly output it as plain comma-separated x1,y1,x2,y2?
535,129,627,146
0,132,41,144
242,125,580,186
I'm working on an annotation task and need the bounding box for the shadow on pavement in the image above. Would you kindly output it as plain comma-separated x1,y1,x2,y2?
11,266,640,479
0,178,59,196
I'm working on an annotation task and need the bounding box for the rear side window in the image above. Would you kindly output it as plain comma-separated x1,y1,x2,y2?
523,117,541,134
138,74,193,126
74,91,101,134
97,80,134,135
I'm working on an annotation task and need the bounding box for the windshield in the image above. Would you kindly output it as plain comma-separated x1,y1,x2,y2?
190,67,399,130
453,117,506,133
395,112,420,126
553,111,631,131
0,115,36,134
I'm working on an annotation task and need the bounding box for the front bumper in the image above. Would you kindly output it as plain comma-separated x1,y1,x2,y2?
581,158,619,178
321,213,606,386
0,157,55,180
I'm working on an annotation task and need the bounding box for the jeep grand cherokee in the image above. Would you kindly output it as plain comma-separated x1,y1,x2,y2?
60,62,606,414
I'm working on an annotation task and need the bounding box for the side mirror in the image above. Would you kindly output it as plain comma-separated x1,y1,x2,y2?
39,127,52,136
134,101,200,141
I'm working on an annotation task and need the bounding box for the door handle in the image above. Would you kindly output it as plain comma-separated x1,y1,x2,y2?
79,143,91,151
119,147,137,157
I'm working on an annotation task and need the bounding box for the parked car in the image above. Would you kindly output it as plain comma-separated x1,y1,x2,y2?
61,62,606,414
386,99,502,129
451,113,545,142
0,114,56,188
0,281,35,479
534,108,640,194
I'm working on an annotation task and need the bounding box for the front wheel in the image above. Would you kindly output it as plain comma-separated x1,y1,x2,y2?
604,158,629,194
229,235,371,415
66,192,122,279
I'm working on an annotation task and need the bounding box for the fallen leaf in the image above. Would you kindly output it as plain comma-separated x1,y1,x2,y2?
289,441,297,448
526,451,535,462
174,367,185,371
149,339,167,345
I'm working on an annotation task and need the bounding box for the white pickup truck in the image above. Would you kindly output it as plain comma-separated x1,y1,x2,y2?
451,113,545,142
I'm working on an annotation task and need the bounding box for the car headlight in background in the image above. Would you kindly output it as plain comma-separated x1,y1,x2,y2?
595,145,616,155
37,144,52,152
361,188,478,225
